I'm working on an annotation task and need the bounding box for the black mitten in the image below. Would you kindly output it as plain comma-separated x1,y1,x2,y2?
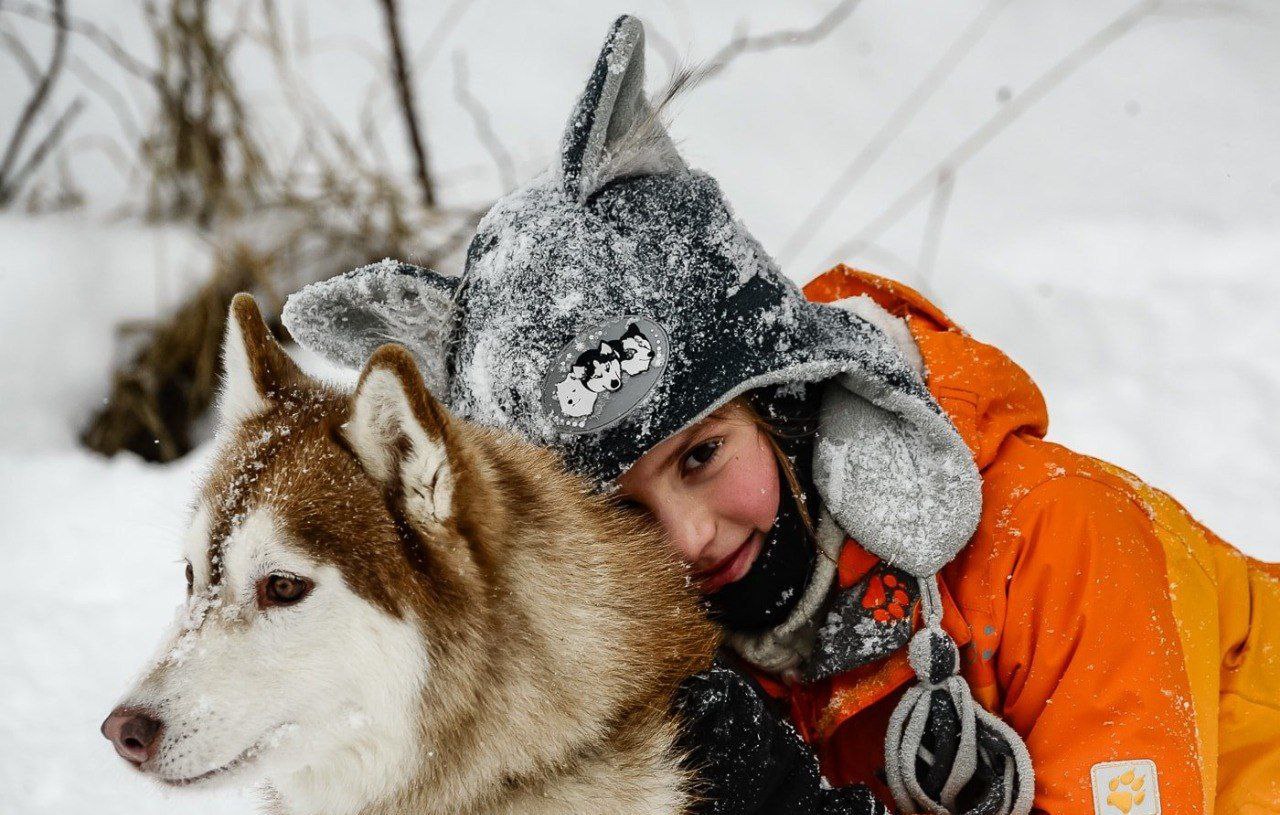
673,660,891,815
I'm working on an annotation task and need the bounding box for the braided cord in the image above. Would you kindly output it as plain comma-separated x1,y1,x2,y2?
883,577,1035,815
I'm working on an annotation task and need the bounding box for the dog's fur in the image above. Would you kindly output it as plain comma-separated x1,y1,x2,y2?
106,294,719,815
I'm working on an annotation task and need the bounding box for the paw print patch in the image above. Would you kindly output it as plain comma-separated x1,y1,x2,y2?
803,565,919,682
1091,760,1160,815
861,571,910,623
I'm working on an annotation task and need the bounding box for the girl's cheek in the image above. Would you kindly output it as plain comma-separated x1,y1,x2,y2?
708,433,780,529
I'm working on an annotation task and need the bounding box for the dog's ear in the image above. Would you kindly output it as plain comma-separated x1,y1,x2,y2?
347,344,455,525
219,293,307,424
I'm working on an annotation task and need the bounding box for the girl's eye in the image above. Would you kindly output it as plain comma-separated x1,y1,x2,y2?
257,573,314,609
682,438,723,472
184,562,194,596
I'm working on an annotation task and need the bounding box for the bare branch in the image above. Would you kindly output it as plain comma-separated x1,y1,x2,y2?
358,77,393,169
0,19,41,83
412,0,475,75
0,0,69,191
452,51,516,193
258,0,367,170
916,168,955,292
69,53,141,142
694,0,860,84
1,95,85,206
3,0,159,84
779,0,1013,264
827,0,1165,266
377,0,435,208
66,131,136,179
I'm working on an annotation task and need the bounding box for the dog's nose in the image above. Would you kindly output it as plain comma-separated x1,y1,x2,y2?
101,707,164,765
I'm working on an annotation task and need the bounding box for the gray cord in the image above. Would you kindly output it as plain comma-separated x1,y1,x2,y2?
883,576,1035,815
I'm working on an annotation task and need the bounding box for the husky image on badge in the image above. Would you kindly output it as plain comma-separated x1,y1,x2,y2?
542,316,668,433
1091,760,1160,815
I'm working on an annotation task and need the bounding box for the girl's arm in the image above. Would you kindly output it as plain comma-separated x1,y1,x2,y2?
999,475,1214,815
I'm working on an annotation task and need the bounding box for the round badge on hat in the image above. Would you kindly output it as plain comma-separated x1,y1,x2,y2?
541,316,668,434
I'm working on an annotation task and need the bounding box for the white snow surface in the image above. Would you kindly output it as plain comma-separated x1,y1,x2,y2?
1,1,1278,812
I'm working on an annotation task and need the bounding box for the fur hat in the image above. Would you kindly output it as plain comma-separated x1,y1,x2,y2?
283,15,979,577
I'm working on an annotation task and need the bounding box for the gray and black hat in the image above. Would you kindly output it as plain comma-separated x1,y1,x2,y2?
284,16,975,567
283,18,1032,815
282,11,987,580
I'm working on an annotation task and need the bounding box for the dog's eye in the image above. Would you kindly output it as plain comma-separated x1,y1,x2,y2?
184,561,194,596
258,573,313,609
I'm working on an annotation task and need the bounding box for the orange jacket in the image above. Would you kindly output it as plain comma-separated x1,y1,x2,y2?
768,266,1280,815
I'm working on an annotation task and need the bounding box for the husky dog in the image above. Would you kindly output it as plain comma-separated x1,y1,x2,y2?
576,343,624,392
101,295,718,815
554,369,599,417
609,323,654,377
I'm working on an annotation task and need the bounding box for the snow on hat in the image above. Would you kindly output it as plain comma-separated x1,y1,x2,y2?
283,14,983,574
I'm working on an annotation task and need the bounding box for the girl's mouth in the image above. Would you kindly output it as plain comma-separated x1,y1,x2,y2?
698,531,764,594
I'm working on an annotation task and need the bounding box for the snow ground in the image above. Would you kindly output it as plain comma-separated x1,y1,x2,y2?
1,1,1278,812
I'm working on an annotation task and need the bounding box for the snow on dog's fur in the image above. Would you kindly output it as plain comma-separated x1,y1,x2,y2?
102,294,718,815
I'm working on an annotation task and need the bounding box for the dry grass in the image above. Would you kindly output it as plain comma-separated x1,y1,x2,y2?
43,0,484,461
136,0,269,226
79,241,275,461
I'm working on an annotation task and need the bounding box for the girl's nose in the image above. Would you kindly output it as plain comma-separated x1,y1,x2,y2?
652,494,716,566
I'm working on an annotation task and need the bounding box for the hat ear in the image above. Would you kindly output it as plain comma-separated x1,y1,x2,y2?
560,15,684,201
282,260,459,397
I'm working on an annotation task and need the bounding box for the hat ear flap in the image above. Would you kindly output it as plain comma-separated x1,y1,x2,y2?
282,260,460,397
560,15,683,201
813,374,982,577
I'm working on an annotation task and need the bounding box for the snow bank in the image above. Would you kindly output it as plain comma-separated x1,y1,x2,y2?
0,215,211,452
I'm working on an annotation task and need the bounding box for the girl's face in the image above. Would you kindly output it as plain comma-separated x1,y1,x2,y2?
617,407,780,594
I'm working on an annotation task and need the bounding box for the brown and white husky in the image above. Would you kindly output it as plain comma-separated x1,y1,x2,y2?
101,294,718,815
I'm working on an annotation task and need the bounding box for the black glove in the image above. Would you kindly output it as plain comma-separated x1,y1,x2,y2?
673,660,891,815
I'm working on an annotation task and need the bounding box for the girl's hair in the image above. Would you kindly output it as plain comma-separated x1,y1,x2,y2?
714,395,818,543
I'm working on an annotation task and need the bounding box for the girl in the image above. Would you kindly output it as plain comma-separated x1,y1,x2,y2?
284,16,1280,815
